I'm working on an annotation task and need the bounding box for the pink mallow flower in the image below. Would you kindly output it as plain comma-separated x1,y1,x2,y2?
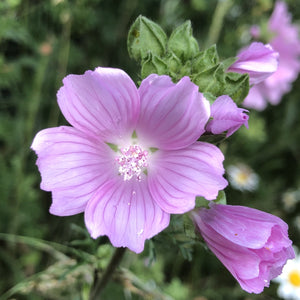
205,95,249,137
191,204,295,294
228,42,279,85
244,1,300,110
31,67,228,253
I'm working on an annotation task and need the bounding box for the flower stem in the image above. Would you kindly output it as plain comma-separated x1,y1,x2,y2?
205,0,233,47
89,247,127,300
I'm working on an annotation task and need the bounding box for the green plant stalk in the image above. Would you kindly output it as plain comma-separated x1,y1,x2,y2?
89,247,127,300
0,233,96,262
48,14,72,128
9,51,51,236
205,0,234,47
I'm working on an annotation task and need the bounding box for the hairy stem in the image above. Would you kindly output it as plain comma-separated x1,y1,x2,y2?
89,247,127,300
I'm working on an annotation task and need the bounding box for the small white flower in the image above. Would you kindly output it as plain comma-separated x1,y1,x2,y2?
227,163,259,191
282,191,300,212
273,249,300,300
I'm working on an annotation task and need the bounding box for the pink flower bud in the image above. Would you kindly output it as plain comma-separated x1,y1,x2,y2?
191,204,295,294
228,42,279,85
205,95,249,137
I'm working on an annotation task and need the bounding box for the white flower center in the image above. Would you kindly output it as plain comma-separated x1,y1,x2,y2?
116,145,148,181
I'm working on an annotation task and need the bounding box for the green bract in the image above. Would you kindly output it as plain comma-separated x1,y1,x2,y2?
168,21,199,62
127,15,167,61
127,15,249,106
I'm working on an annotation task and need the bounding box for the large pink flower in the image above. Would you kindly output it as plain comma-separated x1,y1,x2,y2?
244,1,300,110
31,67,227,253
191,204,295,294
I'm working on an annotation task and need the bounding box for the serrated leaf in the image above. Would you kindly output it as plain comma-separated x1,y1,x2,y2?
127,15,167,61
141,53,168,79
168,20,199,62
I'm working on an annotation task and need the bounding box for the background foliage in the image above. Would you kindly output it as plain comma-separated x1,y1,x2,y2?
0,0,300,299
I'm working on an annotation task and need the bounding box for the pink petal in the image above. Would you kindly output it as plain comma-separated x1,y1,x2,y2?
136,75,210,150
148,142,227,214
243,85,267,111
199,205,276,249
204,238,265,293
31,126,115,216
57,67,140,144
203,232,261,280
84,178,170,253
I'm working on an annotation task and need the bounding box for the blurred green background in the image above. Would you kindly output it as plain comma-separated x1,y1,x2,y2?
1,0,300,299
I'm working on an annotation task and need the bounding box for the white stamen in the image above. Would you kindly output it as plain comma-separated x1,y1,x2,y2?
116,145,148,181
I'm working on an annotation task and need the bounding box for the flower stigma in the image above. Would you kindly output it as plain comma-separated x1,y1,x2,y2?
116,144,148,181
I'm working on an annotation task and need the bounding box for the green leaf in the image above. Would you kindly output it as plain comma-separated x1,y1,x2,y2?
168,20,199,62
141,53,168,79
127,15,167,61
192,44,219,73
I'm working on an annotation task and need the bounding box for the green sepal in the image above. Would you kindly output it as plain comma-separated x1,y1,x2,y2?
105,142,118,152
141,53,168,79
192,64,249,105
222,72,249,105
198,132,226,145
191,64,222,94
165,51,182,74
195,196,209,209
203,92,216,104
131,130,137,139
149,147,158,153
212,190,227,205
221,56,238,70
168,20,199,62
195,191,226,209
127,15,167,61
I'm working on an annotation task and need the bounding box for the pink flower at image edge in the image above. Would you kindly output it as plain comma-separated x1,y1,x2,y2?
31,67,228,253
244,1,300,110
192,204,295,294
